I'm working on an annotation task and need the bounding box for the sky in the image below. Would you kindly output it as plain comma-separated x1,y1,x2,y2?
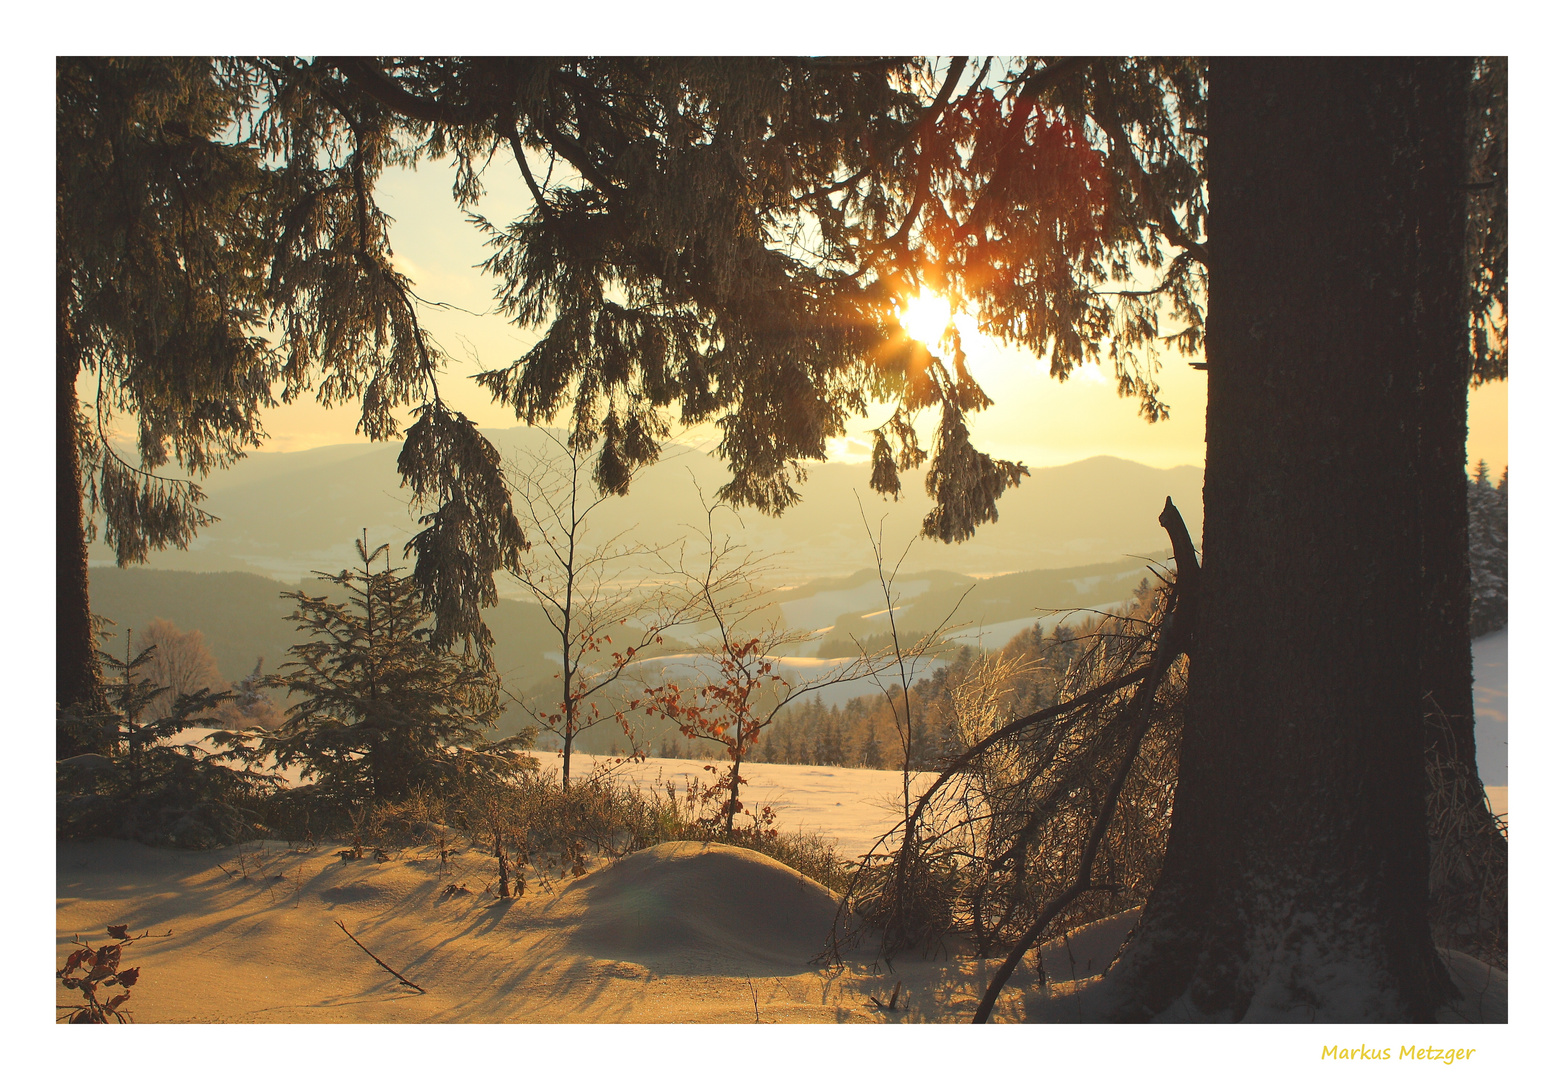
251,153,1509,476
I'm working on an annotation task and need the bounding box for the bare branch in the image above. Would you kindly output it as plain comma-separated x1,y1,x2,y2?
334,919,425,993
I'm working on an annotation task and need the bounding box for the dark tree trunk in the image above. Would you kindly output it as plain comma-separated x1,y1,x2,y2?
1102,58,1465,1021
1410,61,1508,958
562,727,574,792
724,750,744,838
57,277,109,754
1412,63,1487,805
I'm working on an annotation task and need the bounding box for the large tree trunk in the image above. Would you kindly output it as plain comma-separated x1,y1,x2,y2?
1411,60,1508,960
1410,51,1484,808
1101,58,1465,1021
57,271,109,754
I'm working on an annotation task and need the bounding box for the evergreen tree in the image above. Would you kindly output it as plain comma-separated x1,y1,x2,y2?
212,657,287,730
1107,58,1480,1022
860,719,885,770
779,720,798,765
57,629,276,847
57,58,526,746
265,534,532,804
1468,461,1508,637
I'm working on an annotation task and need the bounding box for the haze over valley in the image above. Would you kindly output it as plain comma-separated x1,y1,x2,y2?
89,439,1200,752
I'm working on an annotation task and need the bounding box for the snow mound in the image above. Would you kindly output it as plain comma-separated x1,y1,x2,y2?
1035,908,1141,985
551,841,842,974
1435,949,1507,1023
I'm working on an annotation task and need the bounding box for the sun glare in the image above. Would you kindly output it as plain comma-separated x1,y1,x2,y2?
892,288,1019,401
896,290,954,348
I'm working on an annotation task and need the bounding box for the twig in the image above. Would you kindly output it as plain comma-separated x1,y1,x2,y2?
869,979,903,1010
334,920,426,993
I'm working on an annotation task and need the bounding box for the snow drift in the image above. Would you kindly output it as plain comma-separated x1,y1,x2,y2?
554,841,844,974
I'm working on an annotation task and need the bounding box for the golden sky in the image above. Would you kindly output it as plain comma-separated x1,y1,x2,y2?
250,155,1508,475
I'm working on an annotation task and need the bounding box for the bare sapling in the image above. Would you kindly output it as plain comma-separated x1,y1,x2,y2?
505,430,705,791
482,789,524,899
856,498,974,830
642,494,898,839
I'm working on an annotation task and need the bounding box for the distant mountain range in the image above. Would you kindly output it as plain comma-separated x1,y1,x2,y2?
89,428,1203,589
87,435,1200,749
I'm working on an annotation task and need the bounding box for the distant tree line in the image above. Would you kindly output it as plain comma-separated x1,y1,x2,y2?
688,580,1160,773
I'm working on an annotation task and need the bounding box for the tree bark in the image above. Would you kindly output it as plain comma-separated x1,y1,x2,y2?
57,270,109,753
1101,58,1463,1021
1412,63,1488,807
724,749,744,838
1409,59,1508,961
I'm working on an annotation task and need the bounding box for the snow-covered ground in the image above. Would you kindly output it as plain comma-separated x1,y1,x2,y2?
776,577,933,633
165,733,935,859
557,624,1510,857
534,752,936,860
539,630,1511,838
74,634,1510,1032
1473,629,1507,819
941,612,1071,649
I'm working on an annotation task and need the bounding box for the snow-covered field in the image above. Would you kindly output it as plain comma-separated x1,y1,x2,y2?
56,835,1033,1023
776,577,933,633
551,623,1510,852
1473,631,1508,737
535,752,936,860
1473,629,1507,820
175,628,1511,842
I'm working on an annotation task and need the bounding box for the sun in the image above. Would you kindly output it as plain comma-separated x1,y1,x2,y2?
896,289,954,349
888,288,1025,408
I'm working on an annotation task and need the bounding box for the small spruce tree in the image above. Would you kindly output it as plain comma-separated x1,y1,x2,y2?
56,629,275,847
211,658,286,730
266,534,532,805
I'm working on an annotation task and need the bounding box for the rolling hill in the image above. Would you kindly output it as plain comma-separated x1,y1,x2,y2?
87,431,1203,588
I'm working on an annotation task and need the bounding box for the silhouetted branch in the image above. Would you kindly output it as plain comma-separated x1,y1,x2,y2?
327,58,473,125
970,498,1199,1022
334,919,426,993
508,119,555,223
